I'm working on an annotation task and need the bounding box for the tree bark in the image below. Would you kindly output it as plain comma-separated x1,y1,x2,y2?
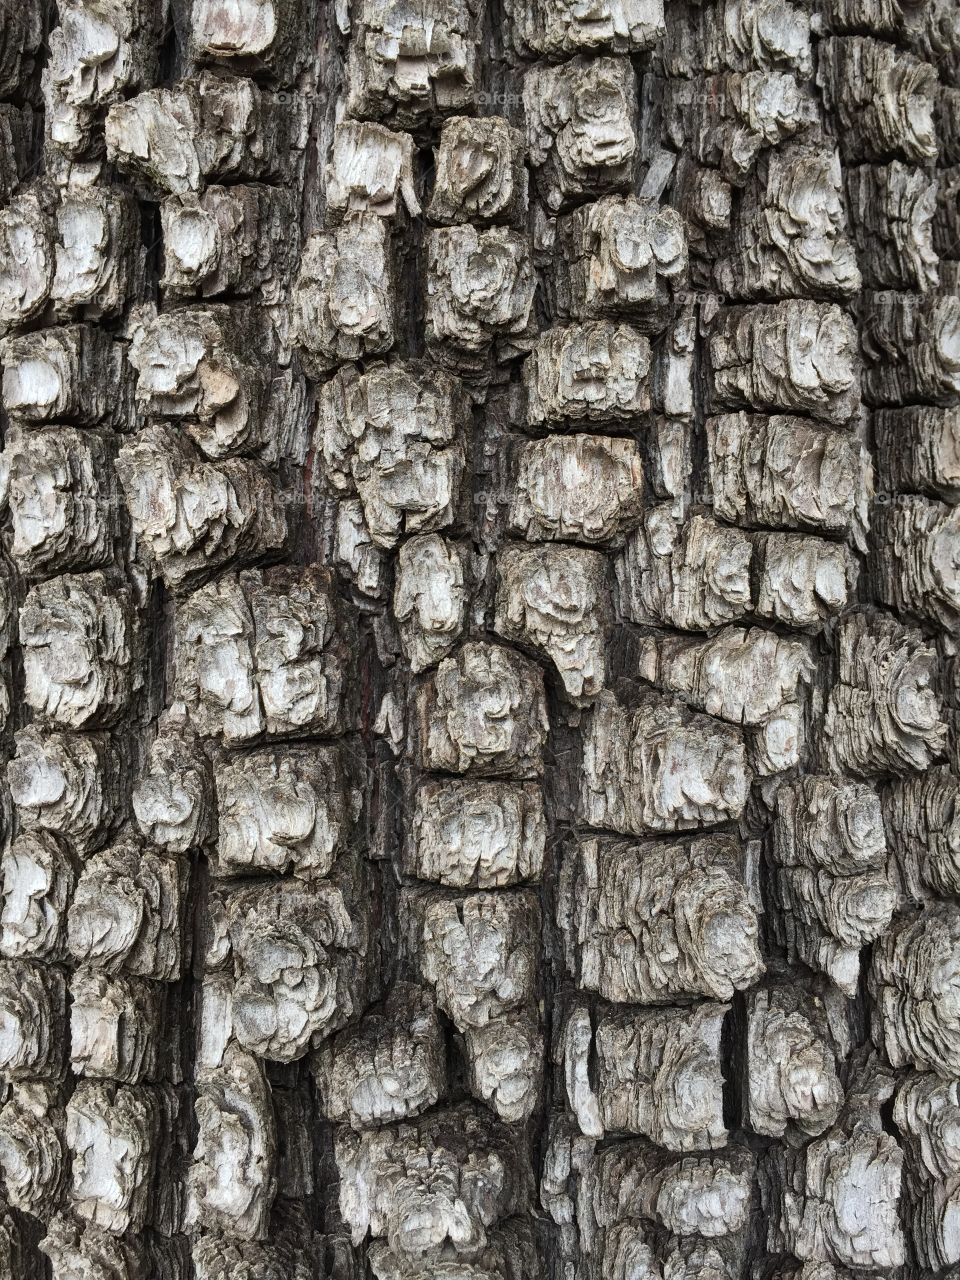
0,0,957,1277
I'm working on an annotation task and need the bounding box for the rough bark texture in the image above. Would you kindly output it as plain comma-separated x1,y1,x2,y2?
0,0,957,1278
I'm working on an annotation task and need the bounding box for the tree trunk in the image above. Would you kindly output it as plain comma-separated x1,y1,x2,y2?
0,0,957,1276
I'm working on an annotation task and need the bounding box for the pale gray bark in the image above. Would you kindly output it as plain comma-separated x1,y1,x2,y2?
0,0,957,1277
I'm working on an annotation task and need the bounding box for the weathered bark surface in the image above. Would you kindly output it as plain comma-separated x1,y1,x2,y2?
0,0,957,1277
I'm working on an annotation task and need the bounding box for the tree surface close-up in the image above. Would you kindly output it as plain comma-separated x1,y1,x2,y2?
0,0,957,1275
